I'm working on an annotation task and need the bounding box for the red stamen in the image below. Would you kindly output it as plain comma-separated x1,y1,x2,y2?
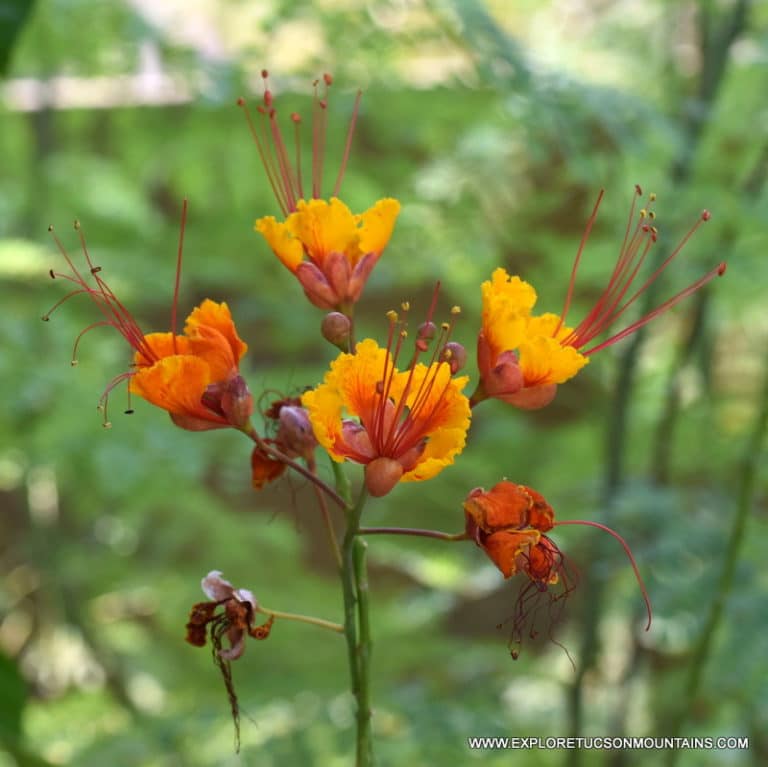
332,90,361,199
583,261,725,355
556,189,604,335
171,199,188,355
554,519,652,630
559,193,719,357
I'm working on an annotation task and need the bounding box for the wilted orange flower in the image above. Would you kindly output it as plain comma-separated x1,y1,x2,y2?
302,296,471,497
240,71,400,311
474,187,726,409
464,480,652,632
46,210,252,430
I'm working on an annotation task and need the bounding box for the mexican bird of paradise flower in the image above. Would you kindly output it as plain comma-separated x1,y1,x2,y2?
473,186,727,409
464,481,652,657
240,71,400,312
302,290,471,497
45,203,253,430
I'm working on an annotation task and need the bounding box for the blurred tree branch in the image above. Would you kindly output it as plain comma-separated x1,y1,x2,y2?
566,1,753,762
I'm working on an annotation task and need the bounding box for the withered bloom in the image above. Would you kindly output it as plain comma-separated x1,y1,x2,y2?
464,481,651,658
185,571,275,752
185,570,273,660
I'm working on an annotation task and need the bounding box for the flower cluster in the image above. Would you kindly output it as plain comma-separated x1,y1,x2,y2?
46,72,726,749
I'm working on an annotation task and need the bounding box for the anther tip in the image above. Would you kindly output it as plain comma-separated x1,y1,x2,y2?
236,97,246,107
451,305,461,315
70,360,78,367
47,224,54,232
261,68,269,79
290,112,301,123
73,219,81,230
103,421,112,429
717,262,727,276
124,409,135,415
701,209,711,221
323,73,333,86
649,192,656,202
41,315,50,322
48,269,56,279
635,183,643,196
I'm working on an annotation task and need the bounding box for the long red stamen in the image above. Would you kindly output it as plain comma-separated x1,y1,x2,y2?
171,199,188,355
554,519,652,631
332,90,361,198
583,261,725,355
560,190,719,356
556,189,604,335
238,97,289,216
383,286,443,453
48,224,157,364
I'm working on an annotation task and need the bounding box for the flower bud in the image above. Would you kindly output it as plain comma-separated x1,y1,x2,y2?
219,375,254,429
277,405,317,460
321,311,352,350
440,341,467,374
364,457,404,497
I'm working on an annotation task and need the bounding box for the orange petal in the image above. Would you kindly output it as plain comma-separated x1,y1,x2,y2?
134,332,191,367
482,529,541,579
251,448,286,489
464,481,532,532
185,300,248,365
130,355,223,424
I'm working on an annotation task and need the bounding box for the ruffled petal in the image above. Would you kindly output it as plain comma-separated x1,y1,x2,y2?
286,198,360,268
255,216,304,271
185,299,248,365
482,529,541,579
518,334,588,386
356,198,400,262
481,268,537,361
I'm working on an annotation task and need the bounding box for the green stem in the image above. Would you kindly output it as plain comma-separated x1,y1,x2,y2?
359,526,469,542
336,466,373,766
354,537,373,767
665,343,768,765
256,605,344,633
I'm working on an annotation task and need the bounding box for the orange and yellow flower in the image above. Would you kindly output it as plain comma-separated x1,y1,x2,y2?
303,323,471,497
255,196,400,310
240,72,400,310
474,188,725,410
47,221,252,430
130,299,250,430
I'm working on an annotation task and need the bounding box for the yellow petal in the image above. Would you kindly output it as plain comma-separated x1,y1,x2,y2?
481,268,538,360
302,338,386,460
255,216,304,272
286,198,360,268
518,334,588,386
357,198,400,262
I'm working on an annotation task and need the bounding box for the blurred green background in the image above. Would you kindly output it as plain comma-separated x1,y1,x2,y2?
1,0,766,765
